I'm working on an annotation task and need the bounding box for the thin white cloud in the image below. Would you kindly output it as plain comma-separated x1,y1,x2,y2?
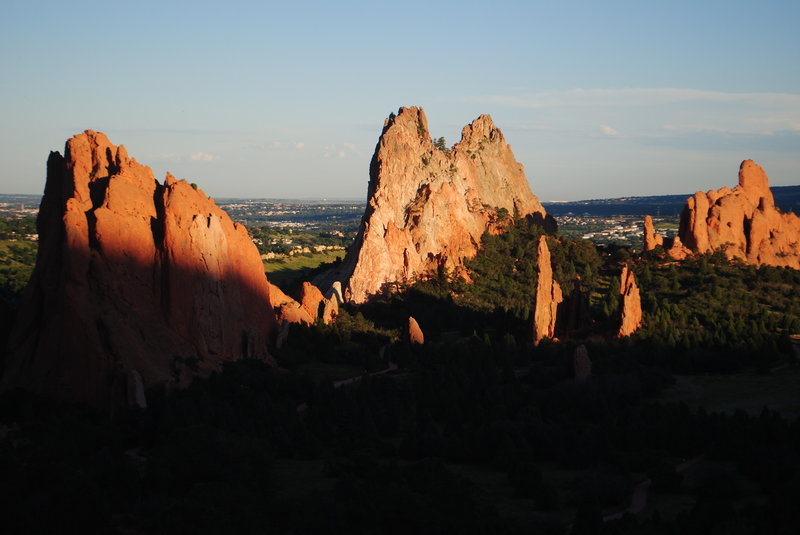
463,88,800,109
463,87,800,144
189,152,219,162
599,124,620,137
324,142,363,159
267,141,305,151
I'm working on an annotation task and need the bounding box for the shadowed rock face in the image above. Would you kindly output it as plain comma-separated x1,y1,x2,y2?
2,131,276,409
315,107,551,303
676,160,800,268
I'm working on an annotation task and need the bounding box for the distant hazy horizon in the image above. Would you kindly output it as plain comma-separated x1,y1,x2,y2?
1,1,798,202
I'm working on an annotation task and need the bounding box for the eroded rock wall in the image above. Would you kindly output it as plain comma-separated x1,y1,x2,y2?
676,160,800,268
2,131,276,408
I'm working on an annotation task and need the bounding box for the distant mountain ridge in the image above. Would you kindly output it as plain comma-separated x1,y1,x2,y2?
544,185,800,217
3,185,799,219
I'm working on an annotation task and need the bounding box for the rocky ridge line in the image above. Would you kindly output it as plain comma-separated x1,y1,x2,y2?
315,106,552,303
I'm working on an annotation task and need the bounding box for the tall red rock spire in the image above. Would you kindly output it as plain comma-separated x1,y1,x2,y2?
617,265,642,337
315,107,552,303
533,236,563,344
2,130,276,409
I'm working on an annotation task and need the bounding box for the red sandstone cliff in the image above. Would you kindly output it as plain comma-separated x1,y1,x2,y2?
2,131,276,408
315,107,551,303
676,160,800,268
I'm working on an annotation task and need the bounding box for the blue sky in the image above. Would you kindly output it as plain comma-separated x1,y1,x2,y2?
1,0,798,201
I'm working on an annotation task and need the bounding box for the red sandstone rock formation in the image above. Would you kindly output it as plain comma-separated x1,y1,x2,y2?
534,236,563,344
321,296,339,325
407,316,424,345
270,281,338,327
643,215,664,251
270,283,313,326
617,265,642,337
2,131,276,408
315,107,551,303
675,160,800,268
299,282,326,322
665,235,691,260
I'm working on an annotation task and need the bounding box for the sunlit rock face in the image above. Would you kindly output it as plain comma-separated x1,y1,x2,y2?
315,106,551,303
643,215,664,252
407,316,424,345
2,131,276,409
533,236,562,345
617,265,642,337
676,160,800,268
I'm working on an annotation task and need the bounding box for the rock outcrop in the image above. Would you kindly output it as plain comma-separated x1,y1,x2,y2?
299,282,326,322
407,316,424,345
2,131,276,408
270,283,313,326
321,296,339,325
643,215,664,251
534,236,563,344
675,160,800,268
573,344,591,383
315,106,551,303
665,235,691,260
298,282,338,325
617,265,642,337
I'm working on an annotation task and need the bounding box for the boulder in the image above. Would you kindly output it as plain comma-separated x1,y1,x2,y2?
407,316,424,345
321,297,339,325
299,282,326,322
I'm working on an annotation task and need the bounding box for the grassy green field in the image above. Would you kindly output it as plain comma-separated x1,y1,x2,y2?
0,239,36,295
263,250,343,288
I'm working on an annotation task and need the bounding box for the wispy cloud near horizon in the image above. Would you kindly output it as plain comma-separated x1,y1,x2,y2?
462,87,800,110
463,88,800,137
189,152,220,162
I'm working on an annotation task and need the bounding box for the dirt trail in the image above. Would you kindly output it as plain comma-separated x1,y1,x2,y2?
602,455,703,522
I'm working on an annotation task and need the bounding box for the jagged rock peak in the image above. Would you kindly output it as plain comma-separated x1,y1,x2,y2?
2,130,277,409
533,236,563,345
675,160,800,268
315,106,551,303
617,265,642,337
643,215,664,251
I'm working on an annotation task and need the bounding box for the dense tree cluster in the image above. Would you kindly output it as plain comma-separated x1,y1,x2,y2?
1,213,800,533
